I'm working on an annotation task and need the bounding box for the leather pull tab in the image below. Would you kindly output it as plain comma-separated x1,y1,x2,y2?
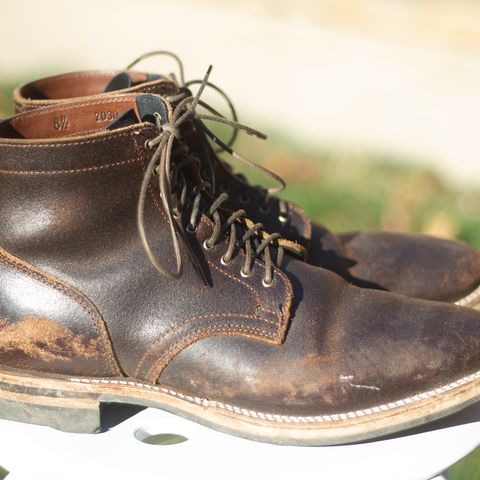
104,72,133,93
135,95,170,125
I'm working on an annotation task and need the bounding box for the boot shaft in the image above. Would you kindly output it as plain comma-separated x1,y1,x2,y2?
13,68,312,248
0,95,292,379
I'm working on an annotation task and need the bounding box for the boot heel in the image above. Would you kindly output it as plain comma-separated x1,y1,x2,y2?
0,385,101,433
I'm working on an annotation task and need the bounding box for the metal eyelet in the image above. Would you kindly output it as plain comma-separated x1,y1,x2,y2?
220,255,231,266
239,193,250,204
203,240,214,251
240,268,252,278
186,224,197,234
259,204,271,214
144,139,153,149
262,278,274,288
219,183,229,193
278,213,289,224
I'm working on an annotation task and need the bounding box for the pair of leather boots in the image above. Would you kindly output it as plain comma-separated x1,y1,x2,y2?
0,51,479,445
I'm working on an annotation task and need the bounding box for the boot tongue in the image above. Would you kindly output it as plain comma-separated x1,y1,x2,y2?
106,94,169,130
104,72,164,93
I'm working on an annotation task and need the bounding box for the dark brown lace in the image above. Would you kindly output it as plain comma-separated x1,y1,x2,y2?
127,51,288,207
137,66,284,286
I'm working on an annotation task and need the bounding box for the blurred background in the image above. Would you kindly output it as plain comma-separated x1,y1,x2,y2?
0,0,479,477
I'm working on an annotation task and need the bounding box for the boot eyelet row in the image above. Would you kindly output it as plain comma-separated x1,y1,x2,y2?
240,268,252,278
203,239,214,251
262,278,274,288
259,204,270,214
239,193,250,204
220,255,231,266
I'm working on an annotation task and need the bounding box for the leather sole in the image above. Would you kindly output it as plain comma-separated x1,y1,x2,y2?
455,284,480,310
1,366,480,445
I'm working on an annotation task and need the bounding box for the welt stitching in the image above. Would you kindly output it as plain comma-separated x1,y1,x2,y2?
147,323,273,381
134,312,263,378
0,251,121,375
72,368,480,424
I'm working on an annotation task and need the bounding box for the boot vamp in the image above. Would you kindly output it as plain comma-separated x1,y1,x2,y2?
160,258,480,416
339,230,480,302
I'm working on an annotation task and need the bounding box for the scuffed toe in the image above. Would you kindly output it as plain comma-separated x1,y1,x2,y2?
339,231,480,303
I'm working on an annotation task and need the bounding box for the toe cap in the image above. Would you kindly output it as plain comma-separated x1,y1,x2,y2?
340,231,480,302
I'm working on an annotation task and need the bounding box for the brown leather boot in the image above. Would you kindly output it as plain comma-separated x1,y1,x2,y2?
12,60,480,308
1,90,480,445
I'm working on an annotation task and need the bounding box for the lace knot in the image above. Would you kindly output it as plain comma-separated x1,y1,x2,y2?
161,123,181,139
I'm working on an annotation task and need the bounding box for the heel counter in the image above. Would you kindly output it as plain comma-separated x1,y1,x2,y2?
0,246,121,377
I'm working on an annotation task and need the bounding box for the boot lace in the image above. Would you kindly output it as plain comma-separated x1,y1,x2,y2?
137,66,284,287
128,51,290,222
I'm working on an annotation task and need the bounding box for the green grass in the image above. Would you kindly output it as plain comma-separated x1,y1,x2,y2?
228,126,480,249
448,447,480,479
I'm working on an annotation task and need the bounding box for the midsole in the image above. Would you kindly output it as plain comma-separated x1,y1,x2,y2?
0,366,479,427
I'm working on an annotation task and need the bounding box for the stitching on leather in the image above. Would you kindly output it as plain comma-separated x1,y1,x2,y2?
135,257,283,379
207,260,262,310
14,102,29,113
0,248,121,375
272,266,294,326
71,368,480,424
288,201,312,241
206,260,281,318
132,129,169,225
146,323,274,381
0,128,139,148
138,85,178,94
10,98,136,124
134,313,268,378
148,184,168,222
27,71,118,82
14,78,177,112
0,158,140,175
133,143,280,378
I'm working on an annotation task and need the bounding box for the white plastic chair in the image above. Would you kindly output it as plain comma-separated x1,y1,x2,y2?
1,400,479,479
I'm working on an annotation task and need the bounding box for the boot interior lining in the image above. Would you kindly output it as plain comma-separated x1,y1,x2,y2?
2,97,139,140
19,71,149,101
